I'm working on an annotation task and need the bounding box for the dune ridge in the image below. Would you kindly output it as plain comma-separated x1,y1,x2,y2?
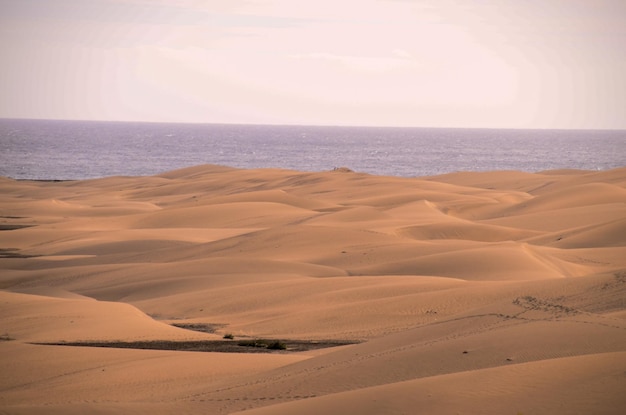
1,165,625,414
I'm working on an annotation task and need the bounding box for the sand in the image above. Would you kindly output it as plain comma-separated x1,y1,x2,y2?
1,165,625,414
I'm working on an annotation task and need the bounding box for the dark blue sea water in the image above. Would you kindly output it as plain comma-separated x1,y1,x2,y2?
0,118,624,180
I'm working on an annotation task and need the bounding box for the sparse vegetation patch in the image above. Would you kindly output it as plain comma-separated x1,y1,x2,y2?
238,339,287,350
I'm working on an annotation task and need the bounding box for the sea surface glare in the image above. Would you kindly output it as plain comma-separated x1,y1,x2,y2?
1,119,624,180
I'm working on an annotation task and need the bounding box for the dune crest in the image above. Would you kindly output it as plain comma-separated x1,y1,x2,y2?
1,165,625,414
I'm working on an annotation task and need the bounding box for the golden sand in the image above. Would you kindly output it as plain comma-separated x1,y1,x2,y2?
1,165,625,414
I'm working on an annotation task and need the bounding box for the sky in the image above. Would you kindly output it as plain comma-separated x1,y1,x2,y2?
0,0,625,129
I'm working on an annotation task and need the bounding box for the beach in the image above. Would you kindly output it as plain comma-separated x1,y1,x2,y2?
1,164,625,414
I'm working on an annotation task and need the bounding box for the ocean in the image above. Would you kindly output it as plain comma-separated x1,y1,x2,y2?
0,118,624,180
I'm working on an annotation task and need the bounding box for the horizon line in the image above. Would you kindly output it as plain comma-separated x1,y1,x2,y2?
1,116,625,132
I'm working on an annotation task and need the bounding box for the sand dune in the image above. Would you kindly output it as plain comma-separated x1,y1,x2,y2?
1,165,625,414
232,352,626,415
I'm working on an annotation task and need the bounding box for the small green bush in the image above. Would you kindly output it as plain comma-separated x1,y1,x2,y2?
267,341,287,350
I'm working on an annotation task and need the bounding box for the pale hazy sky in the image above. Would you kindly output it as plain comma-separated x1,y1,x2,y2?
1,0,625,129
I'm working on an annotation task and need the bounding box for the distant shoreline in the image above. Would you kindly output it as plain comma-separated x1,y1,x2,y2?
4,164,624,184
